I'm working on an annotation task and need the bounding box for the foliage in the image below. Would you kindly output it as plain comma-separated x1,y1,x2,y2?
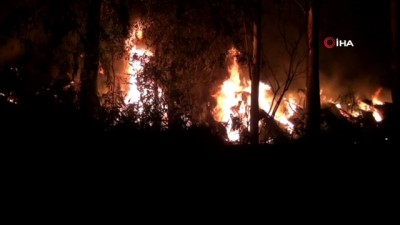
138,0,263,128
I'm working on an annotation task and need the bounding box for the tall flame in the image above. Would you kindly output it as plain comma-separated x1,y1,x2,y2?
124,26,153,105
122,24,168,128
372,88,384,105
124,47,153,105
212,48,295,142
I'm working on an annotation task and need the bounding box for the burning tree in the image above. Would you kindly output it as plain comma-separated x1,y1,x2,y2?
119,25,168,129
265,0,307,119
305,0,321,140
211,0,311,143
138,0,239,129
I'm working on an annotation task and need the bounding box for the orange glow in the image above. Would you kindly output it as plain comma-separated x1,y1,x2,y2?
372,88,384,105
357,100,383,122
372,110,383,122
212,47,295,142
124,47,153,104
123,26,167,120
124,27,153,105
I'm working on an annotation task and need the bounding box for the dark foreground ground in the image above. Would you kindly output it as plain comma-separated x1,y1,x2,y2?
2,94,398,162
2,101,397,220
1,85,397,221
1,94,397,187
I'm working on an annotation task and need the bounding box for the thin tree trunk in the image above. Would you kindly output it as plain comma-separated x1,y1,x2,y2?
305,0,321,140
167,0,184,130
80,0,101,118
391,0,400,129
250,0,262,145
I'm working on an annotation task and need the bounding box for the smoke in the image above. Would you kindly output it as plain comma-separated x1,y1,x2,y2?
319,71,392,104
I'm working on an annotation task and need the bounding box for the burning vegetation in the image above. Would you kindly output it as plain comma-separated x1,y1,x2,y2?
115,25,392,144
212,48,296,142
0,0,397,149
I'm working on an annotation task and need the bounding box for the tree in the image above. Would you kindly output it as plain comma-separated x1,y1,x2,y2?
266,0,307,119
0,0,132,117
80,0,131,117
305,0,321,140
249,0,262,145
141,0,237,128
80,0,102,118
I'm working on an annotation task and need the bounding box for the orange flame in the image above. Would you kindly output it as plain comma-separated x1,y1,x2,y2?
357,100,383,122
124,27,153,105
372,110,383,122
212,48,295,142
372,88,384,105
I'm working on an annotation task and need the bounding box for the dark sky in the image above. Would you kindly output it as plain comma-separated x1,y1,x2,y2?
319,0,392,99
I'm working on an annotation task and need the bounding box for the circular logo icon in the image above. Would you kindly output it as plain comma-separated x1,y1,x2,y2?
324,37,335,49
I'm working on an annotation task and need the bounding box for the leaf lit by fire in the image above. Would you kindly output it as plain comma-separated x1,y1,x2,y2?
123,25,167,127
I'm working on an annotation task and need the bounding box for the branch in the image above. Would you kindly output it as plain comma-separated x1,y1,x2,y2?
293,0,307,15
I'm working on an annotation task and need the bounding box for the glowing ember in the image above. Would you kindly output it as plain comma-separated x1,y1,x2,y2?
212,48,296,142
327,90,384,123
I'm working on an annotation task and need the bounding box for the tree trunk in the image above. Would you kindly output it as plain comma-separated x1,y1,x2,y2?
80,0,101,118
167,68,178,130
167,0,184,130
305,0,321,140
250,0,262,145
391,0,400,128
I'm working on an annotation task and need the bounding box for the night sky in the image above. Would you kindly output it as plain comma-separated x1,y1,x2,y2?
319,0,392,100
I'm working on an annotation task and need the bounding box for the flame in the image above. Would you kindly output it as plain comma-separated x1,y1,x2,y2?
124,27,153,105
372,88,384,105
212,48,295,142
359,88,384,122
124,47,153,105
357,100,383,122
372,110,383,122
135,22,144,40
325,89,384,123
123,25,168,126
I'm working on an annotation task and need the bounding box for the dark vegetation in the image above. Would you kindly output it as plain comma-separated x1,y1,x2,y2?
0,0,398,166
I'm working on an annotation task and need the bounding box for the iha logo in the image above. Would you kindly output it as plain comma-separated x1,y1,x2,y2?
324,37,354,48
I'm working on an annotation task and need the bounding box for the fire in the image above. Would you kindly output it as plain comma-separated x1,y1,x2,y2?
358,100,382,122
124,47,153,104
372,88,384,105
328,87,385,123
212,48,295,142
135,22,144,40
123,24,168,128
332,98,383,123
124,26,153,105
372,110,383,122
